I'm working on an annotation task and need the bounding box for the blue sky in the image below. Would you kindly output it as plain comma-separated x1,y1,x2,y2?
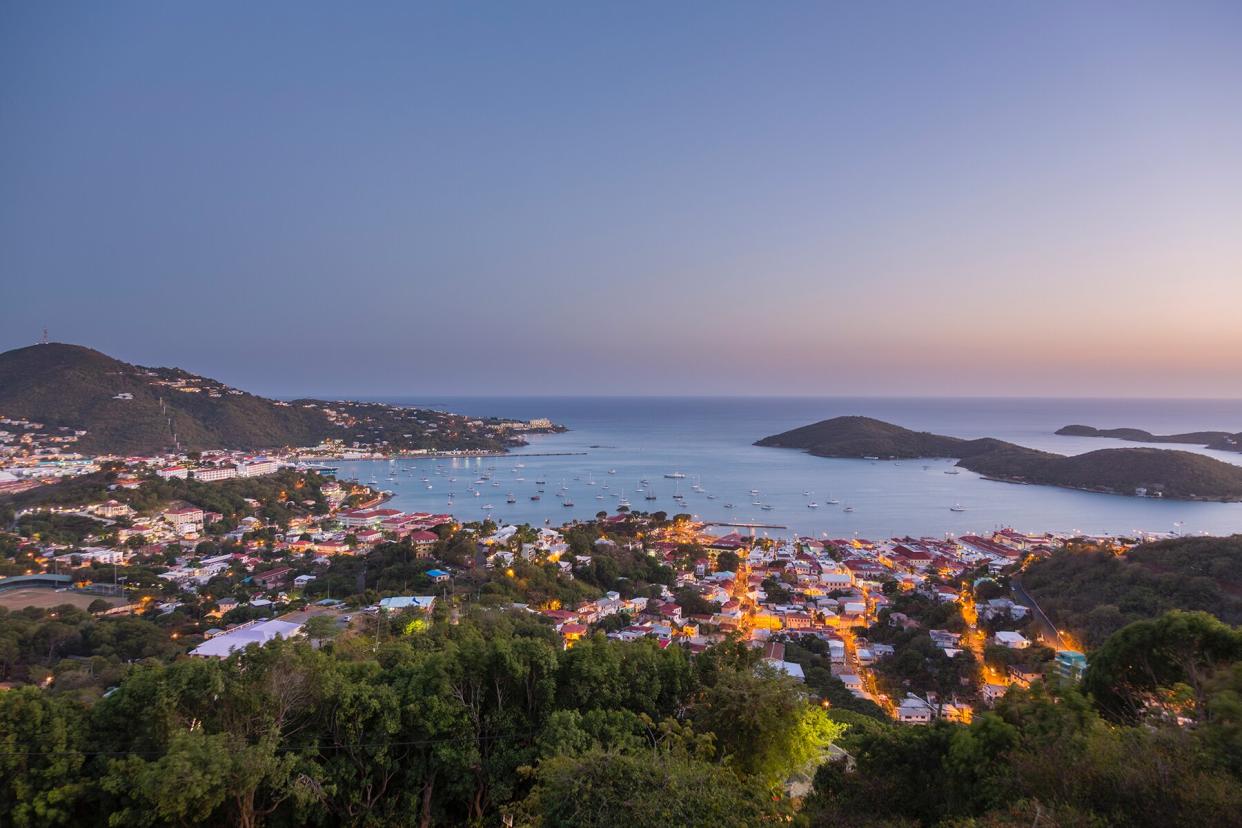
2,2,1240,397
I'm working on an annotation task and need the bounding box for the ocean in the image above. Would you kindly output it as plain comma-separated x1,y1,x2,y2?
327,397,1242,540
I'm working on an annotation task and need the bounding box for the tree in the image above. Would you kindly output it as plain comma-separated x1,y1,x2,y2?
693,665,842,783
716,550,739,573
302,614,339,642
1084,610,1242,722
519,749,786,827
0,687,89,827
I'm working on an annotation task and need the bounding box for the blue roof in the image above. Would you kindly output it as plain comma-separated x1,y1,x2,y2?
426,569,450,578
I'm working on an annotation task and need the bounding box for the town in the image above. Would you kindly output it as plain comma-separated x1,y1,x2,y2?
1,444,1100,728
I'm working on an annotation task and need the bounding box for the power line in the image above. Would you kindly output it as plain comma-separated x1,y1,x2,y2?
0,727,545,759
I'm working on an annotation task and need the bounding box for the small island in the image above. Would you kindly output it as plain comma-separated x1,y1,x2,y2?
757,416,1242,501
1056,424,1241,453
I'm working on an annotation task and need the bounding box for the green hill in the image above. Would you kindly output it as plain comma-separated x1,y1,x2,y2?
0,343,532,455
1019,535,1242,647
757,416,1242,500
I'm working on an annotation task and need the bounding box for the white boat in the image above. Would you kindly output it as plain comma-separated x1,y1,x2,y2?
760,504,774,511
724,503,735,509
608,469,616,475
563,499,574,507
808,502,819,508
826,496,840,505
506,494,517,503
664,472,686,479
843,505,855,513
944,468,961,475
618,497,631,508
482,504,494,510
950,503,966,512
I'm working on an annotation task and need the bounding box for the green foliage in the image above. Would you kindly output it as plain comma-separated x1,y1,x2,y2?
1084,609,1242,722
520,749,786,827
1021,536,1242,647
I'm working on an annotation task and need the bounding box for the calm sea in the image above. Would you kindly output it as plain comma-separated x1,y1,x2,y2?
328,397,1242,540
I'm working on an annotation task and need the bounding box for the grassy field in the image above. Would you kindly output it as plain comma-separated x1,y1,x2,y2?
0,588,125,611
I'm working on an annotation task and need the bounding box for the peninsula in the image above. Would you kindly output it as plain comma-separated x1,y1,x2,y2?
1056,424,1241,453
0,343,561,456
756,416,1242,501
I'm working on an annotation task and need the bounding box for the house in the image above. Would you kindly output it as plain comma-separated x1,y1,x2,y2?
898,695,934,724
838,673,865,695
426,569,451,583
994,631,1030,649
378,595,437,611
252,567,293,590
559,623,588,647
293,574,316,588
1056,650,1088,681
981,682,1009,705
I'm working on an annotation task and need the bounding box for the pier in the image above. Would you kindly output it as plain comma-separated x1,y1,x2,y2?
704,521,788,530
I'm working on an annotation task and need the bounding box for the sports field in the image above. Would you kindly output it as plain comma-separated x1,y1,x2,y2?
0,588,124,611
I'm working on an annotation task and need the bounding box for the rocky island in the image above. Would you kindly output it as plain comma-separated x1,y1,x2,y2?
757,415,1242,501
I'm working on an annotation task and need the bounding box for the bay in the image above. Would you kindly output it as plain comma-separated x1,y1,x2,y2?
328,397,1242,540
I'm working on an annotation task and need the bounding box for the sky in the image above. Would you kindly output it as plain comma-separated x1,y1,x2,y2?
2,2,1241,398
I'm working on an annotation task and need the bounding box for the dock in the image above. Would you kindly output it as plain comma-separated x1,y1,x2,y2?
704,521,788,530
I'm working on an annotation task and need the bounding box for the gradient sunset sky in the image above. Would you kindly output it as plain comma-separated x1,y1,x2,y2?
2,2,1240,397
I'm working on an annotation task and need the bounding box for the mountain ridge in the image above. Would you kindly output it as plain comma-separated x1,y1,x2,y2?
0,343,535,455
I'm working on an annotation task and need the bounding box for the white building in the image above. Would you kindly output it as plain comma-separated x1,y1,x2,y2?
995,631,1031,649
189,618,303,658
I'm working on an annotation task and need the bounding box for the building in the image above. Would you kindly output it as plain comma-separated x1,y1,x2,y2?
238,458,281,477
193,466,237,482
163,506,205,532
252,567,293,590
1055,649,1088,681
898,695,934,724
189,618,303,658
994,631,1031,649
378,595,437,611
